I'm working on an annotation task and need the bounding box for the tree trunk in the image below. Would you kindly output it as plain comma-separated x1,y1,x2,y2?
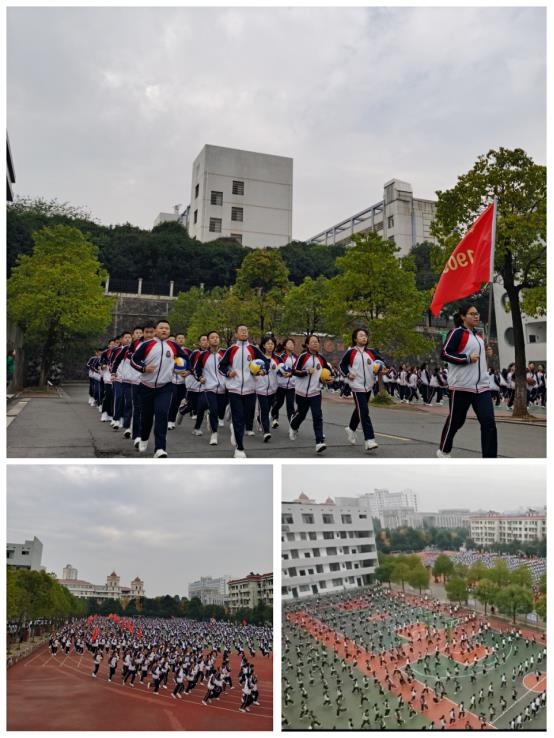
502,255,529,419
39,320,58,386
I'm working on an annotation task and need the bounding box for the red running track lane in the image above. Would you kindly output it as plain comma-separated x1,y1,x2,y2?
7,644,273,731
287,611,494,730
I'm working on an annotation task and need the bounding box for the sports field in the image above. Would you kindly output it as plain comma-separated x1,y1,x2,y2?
282,586,546,730
8,643,273,730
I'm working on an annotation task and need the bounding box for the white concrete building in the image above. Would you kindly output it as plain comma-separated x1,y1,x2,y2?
56,571,145,601
188,575,231,606
6,536,43,571
335,488,418,528
493,283,546,368
227,572,273,612
187,144,293,248
435,509,472,529
470,510,546,546
308,179,437,256
282,493,378,601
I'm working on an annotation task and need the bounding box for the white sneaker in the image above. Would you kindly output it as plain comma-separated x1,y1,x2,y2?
345,427,357,445
436,449,452,458
272,419,279,429
101,412,110,422
218,419,225,427
289,427,297,441
154,449,168,458
112,420,121,430
167,421,176,430
138,440,148,453
88,397,94,406
209,433,218,446
133,437,141,448
234,448,247,459
98,405,102,413
192,429,203,436
123,429,132,439
264,433,271,443
364,439,378,451
315,442,327,453
230,424,236,447
246,430,255,436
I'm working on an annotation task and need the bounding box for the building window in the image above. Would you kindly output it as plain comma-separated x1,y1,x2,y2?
232,180,245,195
388,215,394,228
322,514,335,524
319,581,326,589
282,514,294,525
231,206,244,222
332,578,343,587
195,183,199,199
211,190,223,206
302,514,314,524
230,233,242,245
193,210,198,224
341,514,352,524
209,218,222,233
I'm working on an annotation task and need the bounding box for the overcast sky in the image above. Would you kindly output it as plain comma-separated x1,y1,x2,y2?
7,465,272,597
6,5,545,238
282,463,546,512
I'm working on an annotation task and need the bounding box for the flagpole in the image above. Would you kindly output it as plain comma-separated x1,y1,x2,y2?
486,197,497,345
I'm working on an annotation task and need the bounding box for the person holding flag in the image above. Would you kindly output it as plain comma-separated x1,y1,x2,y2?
430,200,498,458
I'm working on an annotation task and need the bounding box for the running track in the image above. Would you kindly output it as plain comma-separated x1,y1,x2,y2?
7,644,273,730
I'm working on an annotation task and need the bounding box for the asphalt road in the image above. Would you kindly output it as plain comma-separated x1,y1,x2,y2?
7,383,546,459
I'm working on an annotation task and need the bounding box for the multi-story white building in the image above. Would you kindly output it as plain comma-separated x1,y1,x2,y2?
335,488,418,528
227,572,273,612
62,563,78,580
435,509,472,529
187,144,293,248
470,510,546,546
493,283,546,368
56,570,145,601
6,536,43,571
188,576,231,606
282,493,378,601
308,179,437,256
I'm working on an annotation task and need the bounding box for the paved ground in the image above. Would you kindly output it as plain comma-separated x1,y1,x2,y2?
7,383,546,458
7,644,272,730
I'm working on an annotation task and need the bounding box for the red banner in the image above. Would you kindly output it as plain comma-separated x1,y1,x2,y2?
430,202,495,316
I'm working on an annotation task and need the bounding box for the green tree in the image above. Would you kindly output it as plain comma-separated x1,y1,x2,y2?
510,565,533,590
408,564,430,594
235,248,290,334
432,554,454,583
187,287,258,347
445,576,468,604
474,579,499,616
403,241,440,292
538,573,546,595
280,276,330,335
167,287,205,337
494,584,534,624
375,555,395,588
7,225,114,385
467,561,490,587
326,232,432,359
487,559,512,588
391,559,411,592
431,148,546,418
280,241,346,284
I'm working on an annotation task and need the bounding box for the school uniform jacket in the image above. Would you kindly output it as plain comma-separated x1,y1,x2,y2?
194,349,226,393
339,346,386,392
293,351,333,398
440,327,490,393
218,341,269,395
130,338,190,389
255,354,283,396
276,353,297,390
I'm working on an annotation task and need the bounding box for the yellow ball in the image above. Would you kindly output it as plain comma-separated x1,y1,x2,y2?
320,368,332,383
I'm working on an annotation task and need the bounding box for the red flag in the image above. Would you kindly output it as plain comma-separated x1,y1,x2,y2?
430,202,495,316
137,628,142,640
91,627,99,641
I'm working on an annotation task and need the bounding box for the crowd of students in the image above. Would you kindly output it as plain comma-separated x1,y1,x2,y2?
48,616,271,714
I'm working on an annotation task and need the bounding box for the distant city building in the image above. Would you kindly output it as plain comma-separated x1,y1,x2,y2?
188,575,231,606
56,570,145,601
308,179,437,256
282,493,378,601
6,536,43,571
335,488,418,528
435,509,472,529
470,510,546,546
7,132,15,201
227,572,273,612
62,563,78,580
187,144,293,248
153,204,188,229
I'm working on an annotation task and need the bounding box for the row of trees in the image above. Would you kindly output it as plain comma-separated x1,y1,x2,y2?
375,554,430,593
375,526,471,554
7,569,272,628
